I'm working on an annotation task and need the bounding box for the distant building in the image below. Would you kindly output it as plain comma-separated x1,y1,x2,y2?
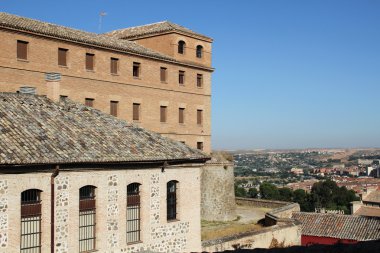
358,159,373,166
292,212,380,246
291,168,304,175
352,187,380,218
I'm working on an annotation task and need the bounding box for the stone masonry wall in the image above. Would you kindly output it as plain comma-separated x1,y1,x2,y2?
201,159,236,221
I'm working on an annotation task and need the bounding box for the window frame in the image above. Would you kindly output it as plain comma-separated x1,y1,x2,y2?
178,41,186,54
196,45,203,58
133,103,141,121
127,183,142,244
17,40,29,60
160,67,167,82
179,108,185,124
110,57,119,75
85,98,94,107
197,74,203,88
110,100,119,117
197,109,203,125
85,53,95,71
160,106,167,123
167,180,179,221
133,62,141,78
79,185,96,253
197,142,204,151
58,48,68,67
179,71,185,85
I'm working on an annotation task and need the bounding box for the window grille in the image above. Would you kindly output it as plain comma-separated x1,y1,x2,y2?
167,181,178,220
20,189,42,253
127,183,141,244
79,186,96,252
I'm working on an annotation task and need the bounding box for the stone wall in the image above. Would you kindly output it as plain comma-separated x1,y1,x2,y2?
0,165,201,253
236,198,292,209
202,223,301,251
201,156,236,221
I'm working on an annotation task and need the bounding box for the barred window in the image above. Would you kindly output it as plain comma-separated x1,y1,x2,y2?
127,183,141,244
79,186,96,252
167,181,178,221
21,189,42,253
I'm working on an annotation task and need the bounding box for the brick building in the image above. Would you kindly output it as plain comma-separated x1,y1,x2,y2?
0,91,209,252
0,12,213,152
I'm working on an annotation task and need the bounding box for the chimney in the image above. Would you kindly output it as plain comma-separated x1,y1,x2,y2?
45,72,61,102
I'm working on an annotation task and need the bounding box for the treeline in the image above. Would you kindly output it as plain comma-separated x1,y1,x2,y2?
235,180,359,214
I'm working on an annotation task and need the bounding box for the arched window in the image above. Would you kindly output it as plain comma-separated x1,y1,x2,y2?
167,180,178,220
178,41,186,54
79,185,96,252
196,45,203,58
127,183,141,243
21,189,42,253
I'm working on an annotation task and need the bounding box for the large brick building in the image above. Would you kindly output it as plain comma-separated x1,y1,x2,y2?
0,12,213,152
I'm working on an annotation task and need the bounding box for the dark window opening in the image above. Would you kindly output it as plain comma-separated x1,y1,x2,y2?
58,48,68,66
179,71,185,85
110,101,118,117
133,62,140,77
133,103,140,121
85,98,94,107
197,109,203,125
127,183,141,243
160,67,167,82
178,41,186,54
79,186,96,252
179,108,185,124
197,74,203,88
167,181,178,220
17,40,28,60
86,53,94,70
197,142,204,151
196,45,203,58
21,189,42,253
110,57,119,74
160,106,167,123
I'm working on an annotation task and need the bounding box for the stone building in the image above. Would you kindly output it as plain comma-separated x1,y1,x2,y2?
0,12,212,152
0,91,210,252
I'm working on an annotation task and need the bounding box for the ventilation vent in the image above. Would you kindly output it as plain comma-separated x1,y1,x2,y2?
19,86,36,94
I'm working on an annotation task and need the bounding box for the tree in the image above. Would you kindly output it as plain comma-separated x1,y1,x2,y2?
278,187,293,202
235,184,247,197
260,182,280,200
248,188,258,198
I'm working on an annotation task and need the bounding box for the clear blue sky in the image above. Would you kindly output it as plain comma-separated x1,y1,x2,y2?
1,0,379,150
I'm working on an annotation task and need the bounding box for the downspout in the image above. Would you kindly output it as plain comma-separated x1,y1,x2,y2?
51,165,59,253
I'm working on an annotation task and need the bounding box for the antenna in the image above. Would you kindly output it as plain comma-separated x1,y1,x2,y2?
98,12,107,33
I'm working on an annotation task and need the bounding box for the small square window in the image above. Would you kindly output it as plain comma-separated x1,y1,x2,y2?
133,62,140,77
197,142,204,151
85,98,94,107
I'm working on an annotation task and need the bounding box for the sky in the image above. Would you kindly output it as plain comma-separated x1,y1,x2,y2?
1,0,379,150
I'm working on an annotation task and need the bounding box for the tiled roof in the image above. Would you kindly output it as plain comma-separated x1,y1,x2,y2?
355,206,380,218
364,190,380,204
0,12,174,61
0,93,209,166
105,21,212,41
292,212,380,241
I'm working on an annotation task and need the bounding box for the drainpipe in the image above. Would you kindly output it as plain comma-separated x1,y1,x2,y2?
51,165,59,253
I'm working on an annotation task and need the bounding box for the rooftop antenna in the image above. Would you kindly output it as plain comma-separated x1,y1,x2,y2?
98,12,107,33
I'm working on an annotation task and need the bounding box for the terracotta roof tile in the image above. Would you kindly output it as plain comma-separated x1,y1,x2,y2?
105,21,212,41
0,93,209,166
292,212,380,241
355,206,380,218
364,190,380,204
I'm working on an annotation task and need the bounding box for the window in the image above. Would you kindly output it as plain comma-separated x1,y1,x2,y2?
110,101,118,117
178,41,186,54
133,103,140,121
110,57,119,74
179,71,185,85
85,53,94,71
85,98,94,107
21,189,42,253
197,142,204,151
79,186,96,253
133,62,140,77
127,183,141,244
160,106,167,123
197,109,203,125
196,45,203,58
167,181,178,220
197,74,203,88
60,95,68,102
160,67,167,82
17,40,28,60
179,108,185,124
58,48,68,66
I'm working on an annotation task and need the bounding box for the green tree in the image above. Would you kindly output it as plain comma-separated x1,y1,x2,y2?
278,187,293,202
248,188,258,198
235,184,247,197
260,182,280,200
